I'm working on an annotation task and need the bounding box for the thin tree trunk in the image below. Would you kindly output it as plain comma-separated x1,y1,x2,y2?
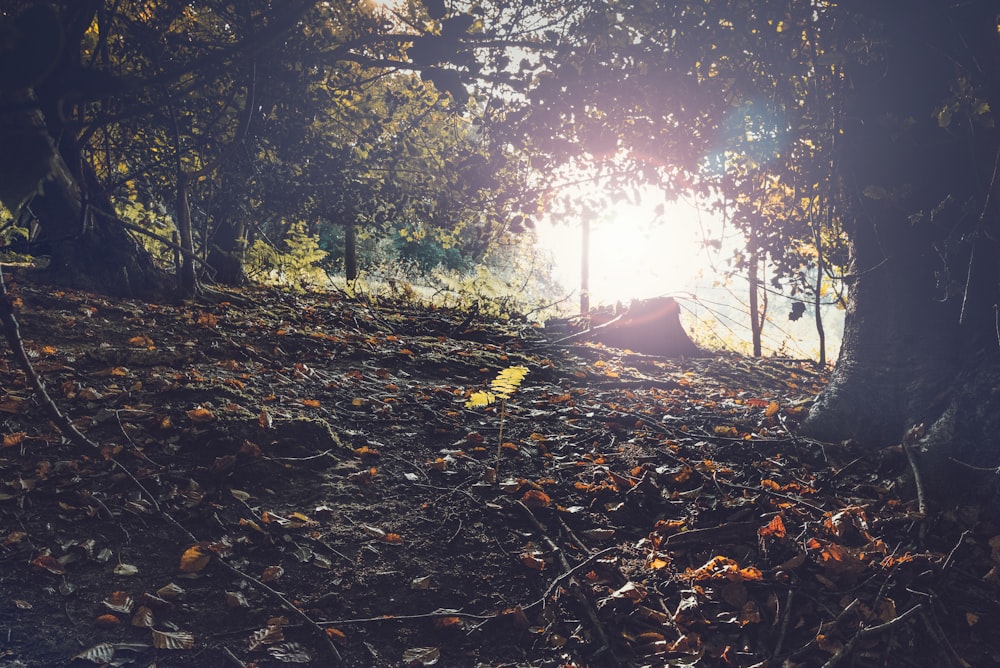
175,173,198,297
580,217,590,315
813,252,826,368
344,222,358,281
748,243,762,358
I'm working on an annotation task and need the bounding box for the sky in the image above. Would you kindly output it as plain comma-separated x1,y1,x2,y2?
534,198,714,307
534,198,844,361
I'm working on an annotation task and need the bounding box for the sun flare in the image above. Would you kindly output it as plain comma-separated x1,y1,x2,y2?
536,194,715,308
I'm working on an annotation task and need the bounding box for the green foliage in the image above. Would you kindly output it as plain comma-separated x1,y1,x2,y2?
246,222,329,292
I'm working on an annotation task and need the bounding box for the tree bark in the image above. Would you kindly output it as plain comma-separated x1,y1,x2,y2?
580,216,590,314
344,221,358,281
0,90,166,297
748,240,763,358
802,1,1000,488
206,218,249,286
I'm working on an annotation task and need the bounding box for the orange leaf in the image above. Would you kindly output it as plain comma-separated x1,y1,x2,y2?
765,401,781,417
384,533,404,544
521,489,551,508
186,407,215,423
197,312,218,328
520,553,546,571
179,545,211,573
261,565,284,582
2,432,25,448
301,399,320,408
95,614,121,628
758,515,786,539
128,335,154,348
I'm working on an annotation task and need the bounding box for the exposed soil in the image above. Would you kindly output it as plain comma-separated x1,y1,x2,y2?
0,268,997,667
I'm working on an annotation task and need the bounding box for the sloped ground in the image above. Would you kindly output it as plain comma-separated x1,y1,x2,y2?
0,269,997,667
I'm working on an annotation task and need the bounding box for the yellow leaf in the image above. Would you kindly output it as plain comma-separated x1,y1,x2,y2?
465,390,496,408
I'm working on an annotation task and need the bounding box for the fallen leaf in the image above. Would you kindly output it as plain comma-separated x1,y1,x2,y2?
520,552,546,571
186,407,215,423
179,546,211,573
151,629,195,650
94,614,120,628
402,646,441,666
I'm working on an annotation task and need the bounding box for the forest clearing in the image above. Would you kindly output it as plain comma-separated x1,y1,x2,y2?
2,0,1000,665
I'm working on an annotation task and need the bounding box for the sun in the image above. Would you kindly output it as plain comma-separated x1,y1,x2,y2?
536,192,716,308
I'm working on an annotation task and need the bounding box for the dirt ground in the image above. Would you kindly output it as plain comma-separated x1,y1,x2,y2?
0,269,997,667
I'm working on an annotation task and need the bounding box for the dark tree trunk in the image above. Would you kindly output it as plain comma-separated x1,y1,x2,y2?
0,3,166,297
344,221,358,281
0,90,166,297
206,218,249,286
580,217,590,314
803,1,1000,493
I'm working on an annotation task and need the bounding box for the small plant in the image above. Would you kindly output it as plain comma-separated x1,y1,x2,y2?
466,365,529,482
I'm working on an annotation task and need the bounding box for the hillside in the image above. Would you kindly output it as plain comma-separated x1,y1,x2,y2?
0,269,996,667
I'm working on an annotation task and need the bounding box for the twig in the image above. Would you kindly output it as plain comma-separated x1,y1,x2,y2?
773,588,795,657
515,501,621,667
940,529,970,571
222,646,248,667
319,609,497,626
918,607,965,668
901,424,928,545
527,546,618,611
820,603,923,668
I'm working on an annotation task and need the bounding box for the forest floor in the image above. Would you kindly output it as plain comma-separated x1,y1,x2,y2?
0,268,997,668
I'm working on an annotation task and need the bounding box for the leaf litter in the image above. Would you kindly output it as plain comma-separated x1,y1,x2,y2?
0,271,998,666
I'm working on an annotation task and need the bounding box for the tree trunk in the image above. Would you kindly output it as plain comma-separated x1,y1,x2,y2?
748,241,763,358
344,221,358,281
0,90,165,297
580,216,590,314
206,218,249,286
802,1,1000,493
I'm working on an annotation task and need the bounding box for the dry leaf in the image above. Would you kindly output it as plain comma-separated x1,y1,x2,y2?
102,591,135,614
186,406,215,423
520,552,546,571
94,614,120,628
152,629,195,650
402,646,441,666
178,545,211,573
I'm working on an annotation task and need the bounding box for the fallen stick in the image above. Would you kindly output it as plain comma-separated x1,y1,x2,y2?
515,500,621,667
